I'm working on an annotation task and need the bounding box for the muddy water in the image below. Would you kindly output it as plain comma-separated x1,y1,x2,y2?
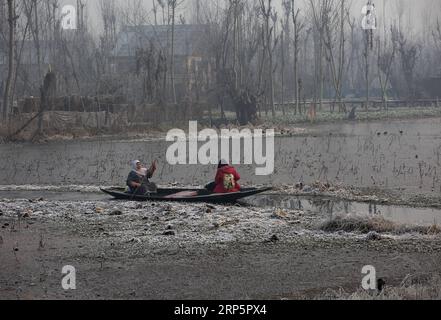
1,118,441,195
243,195,441,227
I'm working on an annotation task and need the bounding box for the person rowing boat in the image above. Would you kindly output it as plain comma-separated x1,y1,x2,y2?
126,160,158,195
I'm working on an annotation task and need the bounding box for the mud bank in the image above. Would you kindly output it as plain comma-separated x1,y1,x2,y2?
2,116,441,299
2,181,441,227
1,198,441,299
0,181,440,209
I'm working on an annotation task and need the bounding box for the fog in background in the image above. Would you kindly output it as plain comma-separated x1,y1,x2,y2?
3,0,441,129
65,0,441,38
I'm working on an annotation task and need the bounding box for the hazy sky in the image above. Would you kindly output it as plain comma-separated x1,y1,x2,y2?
59,0,441,36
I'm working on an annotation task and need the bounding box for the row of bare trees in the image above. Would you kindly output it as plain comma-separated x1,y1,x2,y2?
0,0,97,120
1,0,440,125
198,0,437,121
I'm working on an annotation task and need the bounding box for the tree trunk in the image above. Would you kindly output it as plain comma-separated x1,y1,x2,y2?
364,33,370,111
170,2,177,104
291,0,299,114
280,28,285,115
268,15,275,118
338,0,345,112
152,0,158,25
260,0,275,119
232,0,238,90
318,22,323,112
33,0,42,81
3,0,15,120
268,44,275,118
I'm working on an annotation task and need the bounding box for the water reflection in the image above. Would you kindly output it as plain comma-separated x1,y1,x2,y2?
243,195,441,227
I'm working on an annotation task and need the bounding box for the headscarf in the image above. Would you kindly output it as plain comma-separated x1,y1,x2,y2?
131,160,147,176
218,159,229,169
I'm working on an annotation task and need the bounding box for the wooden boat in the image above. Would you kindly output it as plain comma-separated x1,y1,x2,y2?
100,187,272,203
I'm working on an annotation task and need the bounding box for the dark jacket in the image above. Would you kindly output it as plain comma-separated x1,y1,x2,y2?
213,165,241,193
127,171,151,194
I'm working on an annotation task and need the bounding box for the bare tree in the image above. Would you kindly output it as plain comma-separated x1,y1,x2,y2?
433,19,441,58
377,28,396,110
230,0,241,91
2,0,17,120
345,10,357,93
259,0,277,118
310,0,326,111
22,1,38,80
152,0,158,26
279,18,285,115
99,0,117,74
290,0,304,114
0,0,6,34
362,4,376,110
167,0,184,104
322,0,347,113
392,26,420,101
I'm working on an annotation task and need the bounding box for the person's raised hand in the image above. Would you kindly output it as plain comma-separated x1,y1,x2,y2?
150,160,158,173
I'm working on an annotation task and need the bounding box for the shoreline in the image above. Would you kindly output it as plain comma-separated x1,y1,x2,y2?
1,182,441,209
2,108,441,145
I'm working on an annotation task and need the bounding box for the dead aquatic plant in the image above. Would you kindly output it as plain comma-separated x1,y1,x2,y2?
320,216,395,233
315,274,441,300
425,224,441,235
38,234,45,250
320,216,441,235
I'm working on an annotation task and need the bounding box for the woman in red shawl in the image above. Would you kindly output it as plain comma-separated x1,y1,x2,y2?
213,159,241,193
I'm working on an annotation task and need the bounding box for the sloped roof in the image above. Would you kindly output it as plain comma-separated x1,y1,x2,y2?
113,24,207,57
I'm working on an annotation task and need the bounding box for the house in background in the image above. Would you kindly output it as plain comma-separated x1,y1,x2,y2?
111,24,211,101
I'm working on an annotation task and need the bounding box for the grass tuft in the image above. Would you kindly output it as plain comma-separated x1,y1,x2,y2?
317,274,441,300
319,216,441,235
